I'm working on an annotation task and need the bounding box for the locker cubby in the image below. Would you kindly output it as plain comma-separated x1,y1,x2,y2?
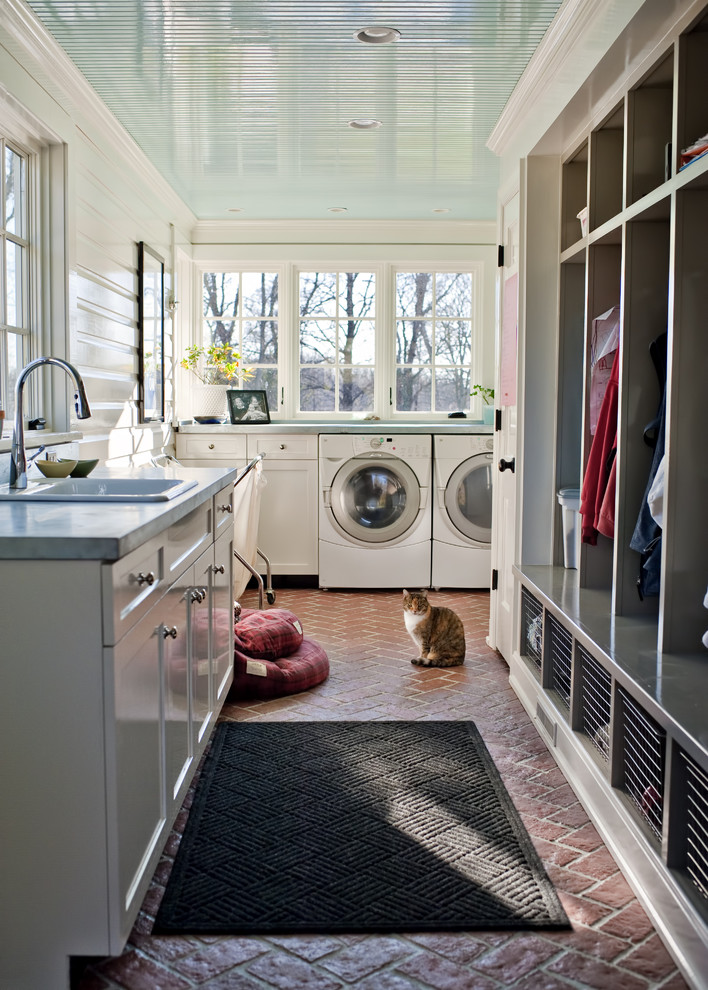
677,11,708,175
577,644,612,764
520,586,543,672
617,687,666,842
546,613,572,716
590,103,624,228
680,748,708,906
561,142,588,251
627,52,674,203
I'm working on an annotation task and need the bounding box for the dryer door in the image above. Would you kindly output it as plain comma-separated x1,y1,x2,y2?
330,456,422,544
444,452,493,545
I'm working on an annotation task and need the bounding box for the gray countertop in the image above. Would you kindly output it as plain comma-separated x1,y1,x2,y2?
0,466,237,561
176,420,494,436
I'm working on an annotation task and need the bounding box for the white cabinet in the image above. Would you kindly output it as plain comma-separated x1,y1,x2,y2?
246,434,318,574
0,481,234,989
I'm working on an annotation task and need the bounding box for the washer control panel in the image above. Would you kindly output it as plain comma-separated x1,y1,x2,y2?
351,435,430,459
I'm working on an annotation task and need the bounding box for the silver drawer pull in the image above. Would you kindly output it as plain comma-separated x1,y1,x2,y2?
218,503,233,514
213,564,225,575
163,625,178,639
279,443,286,450
136,571,155,586
208,443,215,450
190,588,206,604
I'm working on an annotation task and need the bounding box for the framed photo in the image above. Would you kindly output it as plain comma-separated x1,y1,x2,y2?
227,389,271,424
137,242,165,423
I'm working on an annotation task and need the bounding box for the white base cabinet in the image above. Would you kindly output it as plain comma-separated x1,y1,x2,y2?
0,482,234,990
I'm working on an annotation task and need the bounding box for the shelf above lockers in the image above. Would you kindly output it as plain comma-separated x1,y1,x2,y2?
627,52,674,206
591,103,625,229
561,141,588,252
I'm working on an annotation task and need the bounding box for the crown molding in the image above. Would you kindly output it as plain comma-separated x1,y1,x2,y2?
487,0,644,159
2,0,195,227
192,218,497,247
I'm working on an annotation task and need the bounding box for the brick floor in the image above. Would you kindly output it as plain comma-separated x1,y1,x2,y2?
73,588,689,989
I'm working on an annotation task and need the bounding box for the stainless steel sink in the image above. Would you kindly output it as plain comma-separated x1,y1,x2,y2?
0,477,198,502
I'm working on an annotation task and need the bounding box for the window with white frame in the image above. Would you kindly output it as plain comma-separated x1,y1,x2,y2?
201,271,279,412
1,137,30,425
395,271,476,413
299,271,376,413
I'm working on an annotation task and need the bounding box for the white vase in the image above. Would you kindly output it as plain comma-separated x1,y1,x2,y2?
192,384,228,421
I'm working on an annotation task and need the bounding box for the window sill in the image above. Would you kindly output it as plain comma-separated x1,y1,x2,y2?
0,431,83,455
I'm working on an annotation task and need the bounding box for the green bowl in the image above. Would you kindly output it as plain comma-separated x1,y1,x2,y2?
69,458,99,478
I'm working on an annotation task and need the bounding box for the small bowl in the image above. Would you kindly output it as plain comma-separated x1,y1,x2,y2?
36,458,78,479
70,458,99,478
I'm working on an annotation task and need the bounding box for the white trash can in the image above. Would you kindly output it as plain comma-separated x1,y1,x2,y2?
557,487,581,569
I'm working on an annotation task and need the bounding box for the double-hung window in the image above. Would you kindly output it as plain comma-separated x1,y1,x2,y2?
299,271,376,413
201,271,279,411
395,271,476,413
1,138,30,424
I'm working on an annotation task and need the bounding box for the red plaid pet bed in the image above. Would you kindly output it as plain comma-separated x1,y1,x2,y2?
230,607,329,700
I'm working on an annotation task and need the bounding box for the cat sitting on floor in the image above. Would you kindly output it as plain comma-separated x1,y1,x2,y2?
402,589,466,668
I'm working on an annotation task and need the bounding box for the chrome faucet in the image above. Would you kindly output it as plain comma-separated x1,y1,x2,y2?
10,357,91,489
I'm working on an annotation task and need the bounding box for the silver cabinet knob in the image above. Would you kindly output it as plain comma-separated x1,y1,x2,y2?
213,564,225,575
279,443,286,450
208,443,215,450
163,625,178,639
136,571,155,586
218,503,233,514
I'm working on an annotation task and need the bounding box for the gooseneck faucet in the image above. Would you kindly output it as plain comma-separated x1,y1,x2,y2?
10,357,91,489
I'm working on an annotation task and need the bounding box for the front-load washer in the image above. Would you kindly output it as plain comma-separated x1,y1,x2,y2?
432,433,493,588
319,434,432,588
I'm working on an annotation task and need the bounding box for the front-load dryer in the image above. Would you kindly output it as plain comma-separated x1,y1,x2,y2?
319,434,432,588
432,433,493,588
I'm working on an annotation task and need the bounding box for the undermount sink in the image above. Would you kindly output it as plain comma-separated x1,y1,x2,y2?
0,477,198,502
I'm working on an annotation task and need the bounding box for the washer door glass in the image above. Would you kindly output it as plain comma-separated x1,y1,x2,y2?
330,457,421,544
444,453,493,544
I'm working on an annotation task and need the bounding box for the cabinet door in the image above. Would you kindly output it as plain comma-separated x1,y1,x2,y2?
189,552,212,750
111,608,166,938
256,459,318,573
212,528,235,706
161,570,194,805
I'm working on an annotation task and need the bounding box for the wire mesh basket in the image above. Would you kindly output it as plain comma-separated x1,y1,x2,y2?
520,587,543,672
679,748,708,906
618,687,666,841
578,644,612,764
547,613,573,715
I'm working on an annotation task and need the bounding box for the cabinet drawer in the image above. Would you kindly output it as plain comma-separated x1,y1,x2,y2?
164,500,212,580
213,482,235,539
247,434,317,460
102,538,165,646
176,434,247,461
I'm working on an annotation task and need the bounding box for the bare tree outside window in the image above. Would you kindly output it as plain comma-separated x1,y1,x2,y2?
202,271,279,411
1,141,29,421
396,271,475,413
299,271,375,413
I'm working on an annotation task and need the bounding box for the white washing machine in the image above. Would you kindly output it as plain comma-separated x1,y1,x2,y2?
319,434,432,588
432,434,494,589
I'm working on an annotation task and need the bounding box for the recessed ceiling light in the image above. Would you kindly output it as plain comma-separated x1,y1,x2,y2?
432,208,451,214
348,118,382,130
354,26,401,45
328,207,348,214
227,207,244,213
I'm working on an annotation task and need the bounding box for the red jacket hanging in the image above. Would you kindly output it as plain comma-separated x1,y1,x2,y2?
580,348,619,545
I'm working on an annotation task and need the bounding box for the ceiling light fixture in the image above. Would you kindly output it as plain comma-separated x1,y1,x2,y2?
328,207,348,213
227,207,244,213
354,26,401,45
432,208,451,214
348,118,382,130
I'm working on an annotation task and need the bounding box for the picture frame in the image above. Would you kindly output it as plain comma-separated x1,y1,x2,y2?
227,389,271,424
137,242,165,423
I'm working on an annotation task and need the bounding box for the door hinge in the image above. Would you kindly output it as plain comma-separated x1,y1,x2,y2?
491,569,498,591
497,244,504,267
495,408,502,431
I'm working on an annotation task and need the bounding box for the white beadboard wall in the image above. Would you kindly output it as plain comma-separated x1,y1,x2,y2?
1,0,195,468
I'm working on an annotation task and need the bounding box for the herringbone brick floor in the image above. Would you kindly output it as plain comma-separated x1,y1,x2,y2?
74,588,689,990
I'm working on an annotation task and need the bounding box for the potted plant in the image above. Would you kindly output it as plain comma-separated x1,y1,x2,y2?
180,344,251,420
470,384,495,425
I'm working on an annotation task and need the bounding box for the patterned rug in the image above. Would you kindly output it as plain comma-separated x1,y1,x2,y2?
154,721,569,934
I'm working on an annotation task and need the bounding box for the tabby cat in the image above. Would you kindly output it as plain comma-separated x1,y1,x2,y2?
402,589,466,667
